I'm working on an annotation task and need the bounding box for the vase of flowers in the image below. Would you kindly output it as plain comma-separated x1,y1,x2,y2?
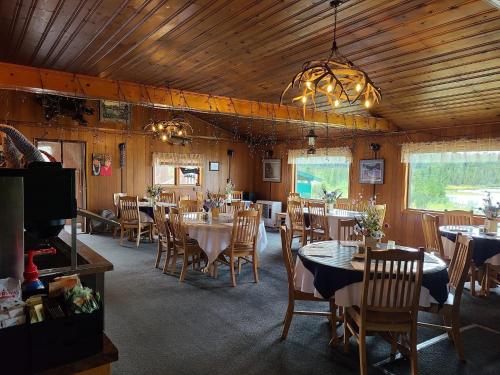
146,184,162,204
480,192,500,233
322,186,342,212
354,205,386,251
204,191,225,219
225,180,234,202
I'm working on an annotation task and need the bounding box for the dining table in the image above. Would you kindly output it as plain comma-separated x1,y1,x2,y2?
184,213,267,264
439,225,500,266
295,241,449,307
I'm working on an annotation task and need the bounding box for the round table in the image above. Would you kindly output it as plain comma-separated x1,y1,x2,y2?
185,214,267,264
296,241,449,307
138,201,177,218
439,225,500,266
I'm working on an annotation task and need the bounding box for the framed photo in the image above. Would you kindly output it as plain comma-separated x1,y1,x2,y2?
359,159,384,184
209,161,219,171
100,100,131,124
263,158,281,183
92,153,112,176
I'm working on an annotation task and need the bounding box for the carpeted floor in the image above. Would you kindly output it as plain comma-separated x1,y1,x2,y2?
77,230,500,375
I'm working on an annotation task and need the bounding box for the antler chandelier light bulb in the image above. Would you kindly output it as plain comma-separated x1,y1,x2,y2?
281,0,381,114
144,116,193,146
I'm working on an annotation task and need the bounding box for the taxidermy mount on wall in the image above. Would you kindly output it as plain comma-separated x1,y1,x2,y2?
36,94,94,125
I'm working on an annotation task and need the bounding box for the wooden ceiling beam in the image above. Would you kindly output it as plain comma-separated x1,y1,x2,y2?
0,62,395,132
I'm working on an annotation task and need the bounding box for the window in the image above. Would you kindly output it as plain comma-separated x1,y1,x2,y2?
289,148,352,200
404,142,500,213
153,163,176,185
178,166,200,185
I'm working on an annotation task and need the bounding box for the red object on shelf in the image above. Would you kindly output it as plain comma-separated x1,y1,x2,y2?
23,247,57,283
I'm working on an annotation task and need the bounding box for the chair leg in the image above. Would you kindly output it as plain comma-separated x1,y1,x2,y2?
329,299,338,344
470,266,476,296
451,315,465,361
162,246,171,274
281,299,294,340
170,249,178,274
409,326,418,375
252,254,259,283
135,226,141,248
154,241,162,268
301,230,307,247
230,254,236,287
119,226,124,246
343,315,351,353
358,328,367,375
179,253,189,282
237,258,242,274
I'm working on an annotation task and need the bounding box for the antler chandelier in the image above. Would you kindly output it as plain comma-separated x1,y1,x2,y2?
281,0,381,113
144,116,192,146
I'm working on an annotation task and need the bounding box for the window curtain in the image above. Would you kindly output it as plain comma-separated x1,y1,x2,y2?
153,152,203,167
287,147,352,165
401,139,500,164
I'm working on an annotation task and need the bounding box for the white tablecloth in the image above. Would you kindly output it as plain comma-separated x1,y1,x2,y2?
442,236,500,266
138,201,177,208
187,220,267,263
294,257,441,307
287,209,360,240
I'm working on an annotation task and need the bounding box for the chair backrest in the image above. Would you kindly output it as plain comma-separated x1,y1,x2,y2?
421,213,445,259
178,199,199,213
159,191,175,203
288,192,301,200
196,191,204,202
355,200,369,212
374,204,387,226
179,194,191,201
280,225,295,293
227,200,246,215
360,247,424,319
119,196,140,222
308,200,329,237
448,234,474,306
153,205,169,239
287,199,304,229
444,210,473,226
229,209,260,251
232,190,243,200
335,198,353,211
168,208,186,248
337,218,358,241
113,192,127,216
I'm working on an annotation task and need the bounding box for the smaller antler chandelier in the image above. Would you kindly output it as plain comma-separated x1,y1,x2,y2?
281,0,381,113
144,116,192,146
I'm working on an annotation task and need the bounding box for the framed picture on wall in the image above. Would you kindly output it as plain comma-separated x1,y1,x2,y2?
262,158,281,183
359,159,384,184
92,153,112,176
209,161,219,171
100,100,131,124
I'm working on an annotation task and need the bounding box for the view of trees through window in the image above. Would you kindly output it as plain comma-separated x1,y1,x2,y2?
295,162,349,199
408,156,500,213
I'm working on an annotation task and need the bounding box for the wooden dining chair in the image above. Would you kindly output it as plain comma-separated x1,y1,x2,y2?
344,247,424,375
231,190,243,200
308,200,329,243
153,205,172,270
482,263,500,297
444,210,473,226
279,226,338,341
335,198,354,211
288,192,301,201
119,196,154,247
418,234,473,361
159,191,175,203
226,200,246,215
337,218,359,242
220,210,260,286
112,192,127,238
168,208,203,281
178,199,200,213
287,199,308,247
421,213,446,260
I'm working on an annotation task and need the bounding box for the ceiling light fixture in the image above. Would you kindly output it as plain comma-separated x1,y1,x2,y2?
144,116,192,145
281,0,381,113
306,128,318,154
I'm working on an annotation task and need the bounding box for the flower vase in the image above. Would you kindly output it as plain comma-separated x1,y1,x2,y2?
363,235,378,250
212,207,220,219
227,193,232,202
484,218,498,233
327,203,334,213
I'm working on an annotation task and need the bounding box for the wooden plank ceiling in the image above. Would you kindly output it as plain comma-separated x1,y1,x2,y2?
0,0,498,134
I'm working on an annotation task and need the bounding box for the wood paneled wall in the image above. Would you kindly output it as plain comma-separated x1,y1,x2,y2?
254,123,500,248
0,90,254,212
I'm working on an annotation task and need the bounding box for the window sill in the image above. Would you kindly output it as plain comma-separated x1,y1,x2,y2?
402,208,485,219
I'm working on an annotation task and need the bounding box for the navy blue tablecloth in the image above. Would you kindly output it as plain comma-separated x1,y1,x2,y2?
299,254,449,305
440,229,500,266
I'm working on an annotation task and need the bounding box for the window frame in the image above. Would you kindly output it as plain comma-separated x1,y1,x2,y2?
177,166,201,187
152,163,177,186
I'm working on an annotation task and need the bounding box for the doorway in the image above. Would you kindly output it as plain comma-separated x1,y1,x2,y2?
36,140,87,227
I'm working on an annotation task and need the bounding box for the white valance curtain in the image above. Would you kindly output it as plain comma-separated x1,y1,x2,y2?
401,139,500,164
288,147,352,165
153,152,203,167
